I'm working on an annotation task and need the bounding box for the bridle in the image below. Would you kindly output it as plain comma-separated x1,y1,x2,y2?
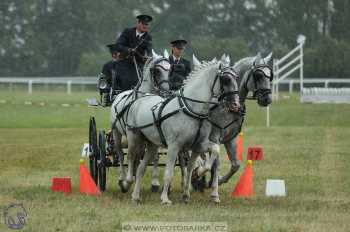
179,65,240,119
149,58,171,90
212,66,240,102
244,64,273,100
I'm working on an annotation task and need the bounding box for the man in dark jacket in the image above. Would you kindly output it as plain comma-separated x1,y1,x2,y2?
101,43,119,88
115,14,153,91
169,39,191,91
97,43,119,106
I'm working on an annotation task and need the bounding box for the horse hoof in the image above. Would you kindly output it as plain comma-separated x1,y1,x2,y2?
211,196,220,203
232,164,240,173
151,185,160,193
182,195,190,204
161,185,172,195
161,199,172,205
132,197,141,204
118,180,129,193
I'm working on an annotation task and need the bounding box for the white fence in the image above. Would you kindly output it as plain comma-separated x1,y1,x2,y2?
0,77,97,94
272,36,305,101
1,77,350,94
278,78,350,93
301,88,350,103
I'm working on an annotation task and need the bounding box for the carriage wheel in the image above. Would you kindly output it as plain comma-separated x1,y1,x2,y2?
89,117,98,185
98,130,107,192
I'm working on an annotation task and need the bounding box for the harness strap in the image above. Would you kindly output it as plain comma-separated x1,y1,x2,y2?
219,105,246,144
178,88,209,119
152,97,174,147
191,118,204,149
113,93,134,134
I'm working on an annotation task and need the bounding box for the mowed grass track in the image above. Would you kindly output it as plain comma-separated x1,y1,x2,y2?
0,90,350,232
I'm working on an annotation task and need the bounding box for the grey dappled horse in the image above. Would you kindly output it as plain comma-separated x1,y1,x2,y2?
124,59,241,204
192,53,274,189
110,56,171,192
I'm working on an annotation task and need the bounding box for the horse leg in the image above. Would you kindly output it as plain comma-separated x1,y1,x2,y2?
160,145,180,205
196,152,211,177
125,130,145,191
190,154,208,192
112,129,128,193
210,150,221,203
150,152,160,192
218,137,240,185
182,151,200,203
132,142,157,202
179,151,188,190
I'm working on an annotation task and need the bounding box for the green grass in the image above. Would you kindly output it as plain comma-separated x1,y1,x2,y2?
0,90,350,232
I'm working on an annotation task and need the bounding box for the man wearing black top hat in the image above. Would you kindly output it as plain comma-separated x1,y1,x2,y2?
115,14,153,91
97,43,120,106
169,39,191,91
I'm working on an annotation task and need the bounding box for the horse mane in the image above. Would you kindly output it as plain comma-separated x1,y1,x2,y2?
142,57,154,82
184,60,220,86
233,56,255,74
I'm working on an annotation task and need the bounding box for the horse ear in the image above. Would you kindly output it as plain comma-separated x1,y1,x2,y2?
263,52,273,64
225,55,231,66
152,49,160,59
220,54,226,62
254,52,262,65
193,54,201,67
163,49,169,59
209,57,217,63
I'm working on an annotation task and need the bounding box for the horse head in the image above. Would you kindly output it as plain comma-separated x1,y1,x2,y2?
213,56,240,113
241,52,273,107
143,54,171,93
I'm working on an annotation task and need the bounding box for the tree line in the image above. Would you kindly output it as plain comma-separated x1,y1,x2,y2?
0,0,349,78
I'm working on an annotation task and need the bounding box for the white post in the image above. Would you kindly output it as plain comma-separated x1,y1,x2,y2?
289,80,294,93
67,81,72,94
276,67,279,101
28,80,33,94
272,59,277,101
325,80,329,88
300,43,304,98
266,106,270,127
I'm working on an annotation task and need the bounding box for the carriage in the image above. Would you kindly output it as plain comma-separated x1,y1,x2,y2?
86,53,273,204
88,115,168,192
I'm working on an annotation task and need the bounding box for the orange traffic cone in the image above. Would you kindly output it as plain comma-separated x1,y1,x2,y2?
231,160,253,197
79,159,101,195
236,132,243,161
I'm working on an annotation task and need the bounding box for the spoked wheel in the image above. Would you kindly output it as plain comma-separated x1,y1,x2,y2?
89,117,98,185
98,130,107,192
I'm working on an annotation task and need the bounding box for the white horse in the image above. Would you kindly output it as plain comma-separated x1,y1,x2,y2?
110,56,171,192
191,53,274,189
124,58,240,204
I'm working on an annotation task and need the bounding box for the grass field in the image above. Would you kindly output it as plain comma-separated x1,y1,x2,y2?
0,90,350,232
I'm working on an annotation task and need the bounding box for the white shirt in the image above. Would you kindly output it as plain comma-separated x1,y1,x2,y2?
136,30,145,39
172,55,181,64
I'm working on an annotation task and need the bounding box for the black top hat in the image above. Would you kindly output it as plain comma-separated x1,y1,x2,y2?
170,39,188,49
106,43,118,53
136,14,153,23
